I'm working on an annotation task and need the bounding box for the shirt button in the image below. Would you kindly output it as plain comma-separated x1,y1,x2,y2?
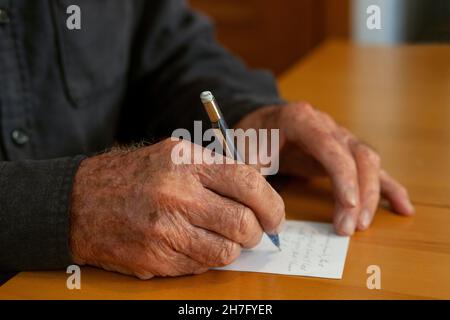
0,8,10,25
11,129,30,146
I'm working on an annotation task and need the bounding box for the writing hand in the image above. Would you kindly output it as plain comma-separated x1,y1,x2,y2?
69,139,285,279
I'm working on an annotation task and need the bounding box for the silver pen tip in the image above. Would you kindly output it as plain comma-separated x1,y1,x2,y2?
200,91,214,103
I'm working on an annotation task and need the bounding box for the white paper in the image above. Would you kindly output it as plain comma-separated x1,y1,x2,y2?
216,220,350,279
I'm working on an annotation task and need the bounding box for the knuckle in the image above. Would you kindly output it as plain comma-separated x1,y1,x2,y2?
360,146,381,166
284,102,314,122
316,130,336,147
239,166,262,192
214,241,239,266
293,102,314,113
281,102,319,128
319,111,336,127
235,206,252,239
339,130,353,146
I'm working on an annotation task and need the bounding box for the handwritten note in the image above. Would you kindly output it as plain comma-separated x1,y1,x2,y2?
216,220,350,279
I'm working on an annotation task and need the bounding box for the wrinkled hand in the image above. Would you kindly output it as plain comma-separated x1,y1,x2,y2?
70,139,285,279
236,102,414,236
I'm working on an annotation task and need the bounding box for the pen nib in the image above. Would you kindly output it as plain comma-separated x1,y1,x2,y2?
267,234,281,250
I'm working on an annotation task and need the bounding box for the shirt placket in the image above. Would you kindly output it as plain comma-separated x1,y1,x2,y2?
0,0,35,160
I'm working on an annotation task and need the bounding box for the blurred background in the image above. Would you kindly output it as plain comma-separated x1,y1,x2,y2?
190,0,450,75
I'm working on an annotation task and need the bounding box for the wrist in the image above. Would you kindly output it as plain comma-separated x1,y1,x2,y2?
69,157,92,265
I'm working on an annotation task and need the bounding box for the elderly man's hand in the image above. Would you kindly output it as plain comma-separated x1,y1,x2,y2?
236,102,415,236
69,139,285,279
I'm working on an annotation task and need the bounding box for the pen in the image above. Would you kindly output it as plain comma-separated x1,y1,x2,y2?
200,91,281,250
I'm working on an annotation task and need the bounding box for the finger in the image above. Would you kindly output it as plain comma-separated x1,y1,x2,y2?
380,170,415,215
333,203,359,236
94,262,141,279
188,188,264,248
175,225,242,268
155,250,209,277
351,143,381,231
196,163,285,235
135,242,209,278
284,104,360,209
326,130,361,236
317,110,338,130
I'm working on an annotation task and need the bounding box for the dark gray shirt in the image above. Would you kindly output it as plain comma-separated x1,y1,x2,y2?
0,0,282,271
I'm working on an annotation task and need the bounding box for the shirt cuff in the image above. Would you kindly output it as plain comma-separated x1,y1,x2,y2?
0,155,86,271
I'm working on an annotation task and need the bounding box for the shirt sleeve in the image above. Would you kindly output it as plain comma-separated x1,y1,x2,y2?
0,156,85,272
120,0,284,141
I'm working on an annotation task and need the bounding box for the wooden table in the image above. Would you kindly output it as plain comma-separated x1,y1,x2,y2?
1,40,449,299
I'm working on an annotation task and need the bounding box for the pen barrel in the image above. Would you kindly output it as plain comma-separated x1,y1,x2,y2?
213,120,243,163
201,91,280,249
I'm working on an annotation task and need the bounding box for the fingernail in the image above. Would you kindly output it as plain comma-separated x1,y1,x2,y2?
345,188,358,207
406,200,415,214
359,209,372,230
339,215,355,236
